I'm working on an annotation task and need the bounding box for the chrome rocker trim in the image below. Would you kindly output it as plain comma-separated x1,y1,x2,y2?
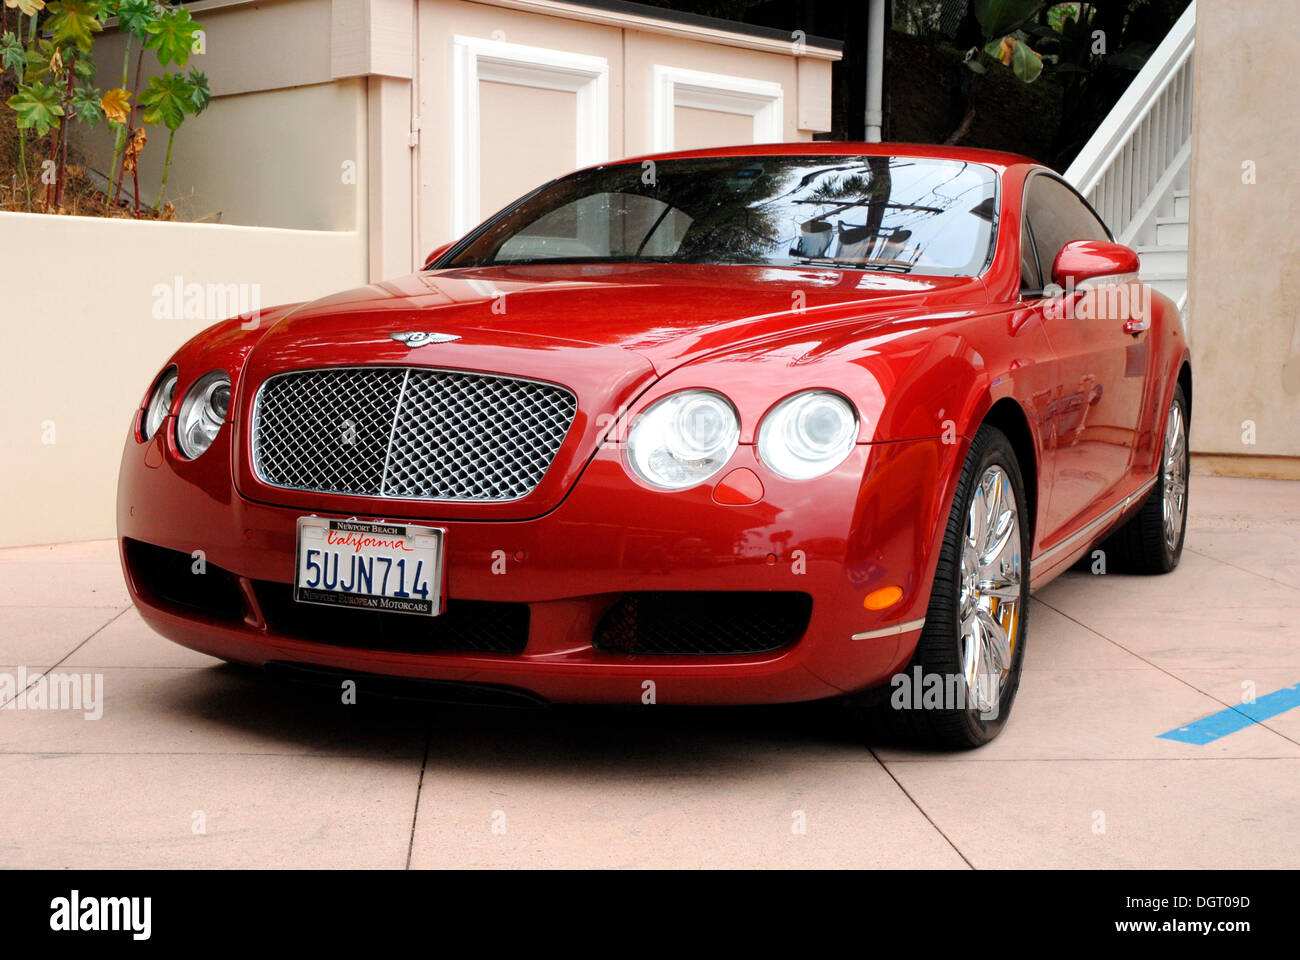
1032,473,1159,569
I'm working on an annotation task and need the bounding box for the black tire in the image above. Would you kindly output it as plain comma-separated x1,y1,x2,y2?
1099,383,1189,574
853,424,1031,749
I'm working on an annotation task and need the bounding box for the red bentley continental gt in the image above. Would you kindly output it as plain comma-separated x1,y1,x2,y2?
118,144,1190,747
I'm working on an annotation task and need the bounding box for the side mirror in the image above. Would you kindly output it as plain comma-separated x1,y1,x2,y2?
423,242,454,268
1050,239,1139,289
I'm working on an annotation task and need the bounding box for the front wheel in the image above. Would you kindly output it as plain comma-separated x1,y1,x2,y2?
855,424,1031,749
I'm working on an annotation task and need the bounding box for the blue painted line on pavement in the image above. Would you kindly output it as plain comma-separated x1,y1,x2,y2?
1158,682,1300,745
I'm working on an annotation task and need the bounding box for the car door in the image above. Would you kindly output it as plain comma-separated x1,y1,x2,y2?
1020,173,1147,542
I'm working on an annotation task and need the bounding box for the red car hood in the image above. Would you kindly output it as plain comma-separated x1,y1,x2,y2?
256,263,987,375
234,264,986,520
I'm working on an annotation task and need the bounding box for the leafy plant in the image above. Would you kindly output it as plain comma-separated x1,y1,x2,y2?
22,37,94,84
0,0,106,208
0,0,208,215
969,0,1046,83
138,69,187,129
98,83,127,122
44,0,101,52
103,0,152,207
187,66,207,110
6,78,62,135
1015,4,1166,166
985,34,1043,83
143,6,198,69
974,0,1043,40
108,3,206,215
139,65,208,209
114,0,151,36
69,81,100,123
0,31,24,75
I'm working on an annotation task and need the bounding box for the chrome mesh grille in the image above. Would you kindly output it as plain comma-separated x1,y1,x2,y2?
252,367,577,501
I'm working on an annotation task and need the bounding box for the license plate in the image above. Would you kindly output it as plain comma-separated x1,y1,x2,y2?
294,517,444,616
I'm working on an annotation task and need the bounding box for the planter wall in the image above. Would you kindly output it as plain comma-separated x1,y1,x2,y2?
0,211,366,546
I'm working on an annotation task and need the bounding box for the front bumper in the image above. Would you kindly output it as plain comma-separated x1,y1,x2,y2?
117,424,952,705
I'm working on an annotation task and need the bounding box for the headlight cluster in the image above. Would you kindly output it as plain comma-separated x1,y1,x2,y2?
140,368,177,441
176,372,232,459
626,388,858,489
757,390,858,480
628,390,740,489
139,367,230,459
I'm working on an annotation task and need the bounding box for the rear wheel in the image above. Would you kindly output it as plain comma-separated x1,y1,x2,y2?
855,424,1030,749
1101,384,1188,574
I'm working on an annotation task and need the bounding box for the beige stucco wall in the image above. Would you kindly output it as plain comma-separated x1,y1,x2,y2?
621,29,804,155
0,212,366,546
1188,1,1300,458
673,106,755,150
477,80,581,213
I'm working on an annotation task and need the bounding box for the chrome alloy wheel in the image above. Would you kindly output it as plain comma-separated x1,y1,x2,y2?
958,466,1023,714
1162,399,1188,551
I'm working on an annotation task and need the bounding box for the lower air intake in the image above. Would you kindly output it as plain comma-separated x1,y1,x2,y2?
253,582,529,655
593,591,812,655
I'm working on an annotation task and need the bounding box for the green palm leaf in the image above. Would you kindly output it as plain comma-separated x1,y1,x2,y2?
72,84,104,125
45,0,104,53
139,71,193,130
7,81,65,135
0,31,24,76
115,0,155,40
144,7,198,69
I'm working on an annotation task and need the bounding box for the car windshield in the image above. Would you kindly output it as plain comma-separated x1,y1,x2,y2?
442,155,999,277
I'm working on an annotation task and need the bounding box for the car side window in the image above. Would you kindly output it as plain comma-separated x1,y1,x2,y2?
1024,175,1109,289
1019,221,1041,294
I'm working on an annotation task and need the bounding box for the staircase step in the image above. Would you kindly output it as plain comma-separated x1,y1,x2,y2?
1173,191,1191,218
1136,244,1188,273
1155,216,1189,246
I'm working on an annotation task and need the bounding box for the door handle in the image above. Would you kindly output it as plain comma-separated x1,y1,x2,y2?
1124,317,1150,335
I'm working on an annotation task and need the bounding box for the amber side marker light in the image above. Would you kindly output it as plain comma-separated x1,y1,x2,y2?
864,585,903,610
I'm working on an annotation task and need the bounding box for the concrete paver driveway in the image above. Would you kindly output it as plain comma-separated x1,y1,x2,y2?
1,475,1297,868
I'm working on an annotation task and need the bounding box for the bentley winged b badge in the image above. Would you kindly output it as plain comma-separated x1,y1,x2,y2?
390,331,461,347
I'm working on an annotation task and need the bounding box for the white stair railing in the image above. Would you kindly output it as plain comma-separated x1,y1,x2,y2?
1064,1,1196,245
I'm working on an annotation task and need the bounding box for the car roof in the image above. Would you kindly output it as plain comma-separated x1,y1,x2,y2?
600,141,1042,174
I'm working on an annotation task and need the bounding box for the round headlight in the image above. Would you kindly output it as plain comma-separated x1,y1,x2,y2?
176,371,232,459
627,389,739,489
141,368,177,441
757,390,858,480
